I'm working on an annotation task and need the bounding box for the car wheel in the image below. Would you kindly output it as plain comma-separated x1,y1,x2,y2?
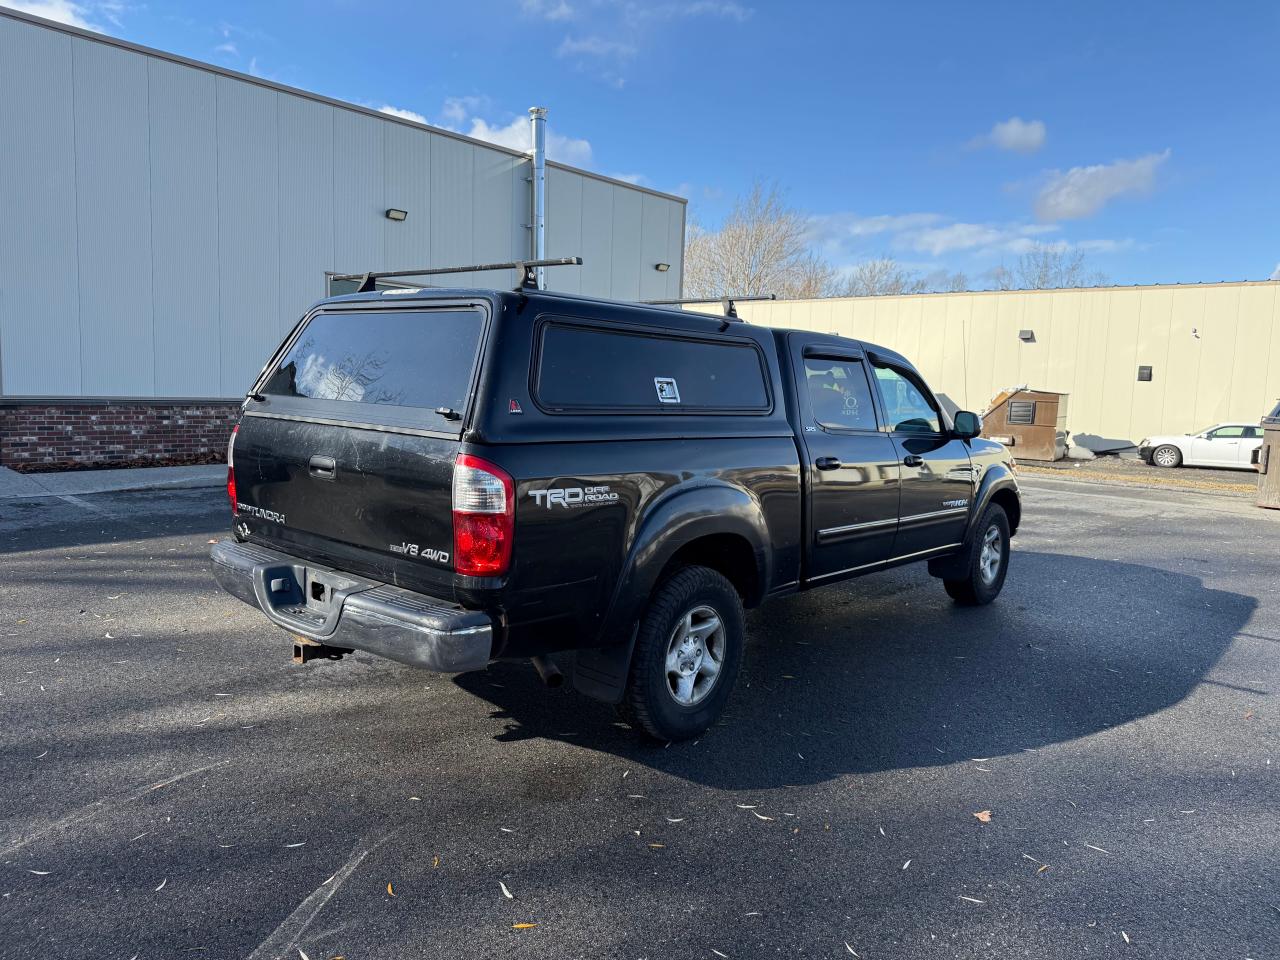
1152,444,1182,468
943,504,1011,606
618,565,744,742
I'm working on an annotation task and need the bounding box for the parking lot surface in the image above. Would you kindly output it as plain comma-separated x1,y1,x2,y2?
2,480,1277,959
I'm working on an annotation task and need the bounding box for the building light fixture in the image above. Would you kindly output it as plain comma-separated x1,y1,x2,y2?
1018,329,1035,342
654,262,671,272
385,208,408,221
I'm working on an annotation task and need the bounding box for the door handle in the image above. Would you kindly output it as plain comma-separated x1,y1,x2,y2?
815,456,842,471
308,455,336,480
902,454,924,468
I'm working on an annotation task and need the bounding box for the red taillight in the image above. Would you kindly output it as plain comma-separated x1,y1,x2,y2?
227,424,239,516
452,453,514,577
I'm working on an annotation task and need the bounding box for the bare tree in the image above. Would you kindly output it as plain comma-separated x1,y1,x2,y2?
1009,243,1108,290
683,181,835,299
836,257,928,297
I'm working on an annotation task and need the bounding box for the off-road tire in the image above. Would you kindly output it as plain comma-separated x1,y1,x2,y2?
618,565,744,742
943,504,1011,606
1152,444,1182,468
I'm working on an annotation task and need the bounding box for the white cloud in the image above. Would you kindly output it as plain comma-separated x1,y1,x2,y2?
6,0,104,30
1271,262,1280,281
557,35,637,59
520,0,574,19
466,114,593,167
969,116,1046,154
378,104,429,125
610,172,648,185
809,210,1068,261
441,95,488,125
624,1,752,23
1035,149,1170,221
215,41,238,55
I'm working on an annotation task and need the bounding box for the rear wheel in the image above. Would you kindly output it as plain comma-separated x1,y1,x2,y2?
943,504,1010,606
1152,444,1182,468
618,566,744,742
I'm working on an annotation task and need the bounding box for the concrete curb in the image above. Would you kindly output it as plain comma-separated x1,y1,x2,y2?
0,464,224,501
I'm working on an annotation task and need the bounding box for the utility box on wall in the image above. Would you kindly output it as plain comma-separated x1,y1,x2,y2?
982,389,1069,462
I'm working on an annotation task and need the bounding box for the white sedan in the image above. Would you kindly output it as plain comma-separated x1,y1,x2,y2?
1138,423,1263,470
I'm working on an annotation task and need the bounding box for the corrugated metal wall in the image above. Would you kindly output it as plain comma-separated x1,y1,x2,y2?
0,11,686,400
714,282,1280,449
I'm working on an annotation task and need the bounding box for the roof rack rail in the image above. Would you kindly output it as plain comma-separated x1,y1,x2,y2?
330,257,583,293
642,294,776,320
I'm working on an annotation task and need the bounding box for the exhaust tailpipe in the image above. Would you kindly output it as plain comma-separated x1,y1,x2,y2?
530,655,563,688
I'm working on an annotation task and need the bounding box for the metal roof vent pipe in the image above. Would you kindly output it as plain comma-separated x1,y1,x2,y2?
528,106,548,290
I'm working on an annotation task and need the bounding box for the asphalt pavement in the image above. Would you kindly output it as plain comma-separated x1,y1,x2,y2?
1,479,1276,959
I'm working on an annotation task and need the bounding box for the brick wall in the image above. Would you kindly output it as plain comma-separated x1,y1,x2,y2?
0,401,241,472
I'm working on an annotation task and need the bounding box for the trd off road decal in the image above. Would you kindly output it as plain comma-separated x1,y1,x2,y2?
529,485,619,509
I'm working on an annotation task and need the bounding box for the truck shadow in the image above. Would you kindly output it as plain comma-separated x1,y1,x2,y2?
454,550,1255,789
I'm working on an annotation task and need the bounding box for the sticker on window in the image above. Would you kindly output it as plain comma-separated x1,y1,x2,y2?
654,377,681,404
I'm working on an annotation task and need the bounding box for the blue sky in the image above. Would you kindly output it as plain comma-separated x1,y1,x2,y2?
14,0,1279,287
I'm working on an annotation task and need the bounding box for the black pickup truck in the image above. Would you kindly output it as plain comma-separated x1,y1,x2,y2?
212,278,1020,740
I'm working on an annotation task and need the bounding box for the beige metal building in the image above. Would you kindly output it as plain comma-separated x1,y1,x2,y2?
715,281,1280,452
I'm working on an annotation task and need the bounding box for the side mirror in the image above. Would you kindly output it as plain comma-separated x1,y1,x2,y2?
953,410,982,439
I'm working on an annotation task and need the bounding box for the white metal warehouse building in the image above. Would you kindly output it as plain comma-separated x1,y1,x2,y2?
0,7,686,469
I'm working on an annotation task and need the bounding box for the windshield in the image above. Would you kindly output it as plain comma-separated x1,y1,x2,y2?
262,309,482,412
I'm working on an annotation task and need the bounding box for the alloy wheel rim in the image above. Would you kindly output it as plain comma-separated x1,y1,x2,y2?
664,604,725,707
1155,448,1177,466
979,525,1003,584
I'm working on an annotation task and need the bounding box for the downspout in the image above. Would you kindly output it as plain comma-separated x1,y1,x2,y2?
528,106,548,289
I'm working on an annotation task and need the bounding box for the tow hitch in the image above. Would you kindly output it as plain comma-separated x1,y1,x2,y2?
292,634,354,664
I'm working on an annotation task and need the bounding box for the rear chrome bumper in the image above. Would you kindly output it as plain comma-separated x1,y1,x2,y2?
210,539,493,672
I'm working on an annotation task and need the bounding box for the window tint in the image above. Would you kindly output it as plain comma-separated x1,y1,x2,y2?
537,323,769,411
804,358,877,431
1241,426,1260,438
262,309,481,411
1209,426,1245,439
872,364,941,433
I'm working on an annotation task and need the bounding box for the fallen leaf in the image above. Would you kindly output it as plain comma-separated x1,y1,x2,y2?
902,859,912,870
28,870,50,876
648,843,665,848
1037,864,1050,874
973,810,992,823
432,855,440,868
286,841,307,848
751,811,775,821
958,895,984,904
712,950,729,958
735,804,758,809
1121,931,1130,944
499,827,514,833
665,817,685,823
844,943,859,956
500,881,513,899
298,950,310,960
1022,852,1041,864
408,796,421,801
1084,843,1110,854
208,539,219,544
387,882,396,897
155,878,167,891
512,922,538,929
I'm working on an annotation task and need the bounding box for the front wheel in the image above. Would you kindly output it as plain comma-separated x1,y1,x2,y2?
1152,444,1182,468
943,504,1011,606
618,566,744,742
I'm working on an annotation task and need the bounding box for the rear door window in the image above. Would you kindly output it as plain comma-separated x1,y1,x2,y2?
536,322,770,412
262,309,482,413
803,357,878,431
